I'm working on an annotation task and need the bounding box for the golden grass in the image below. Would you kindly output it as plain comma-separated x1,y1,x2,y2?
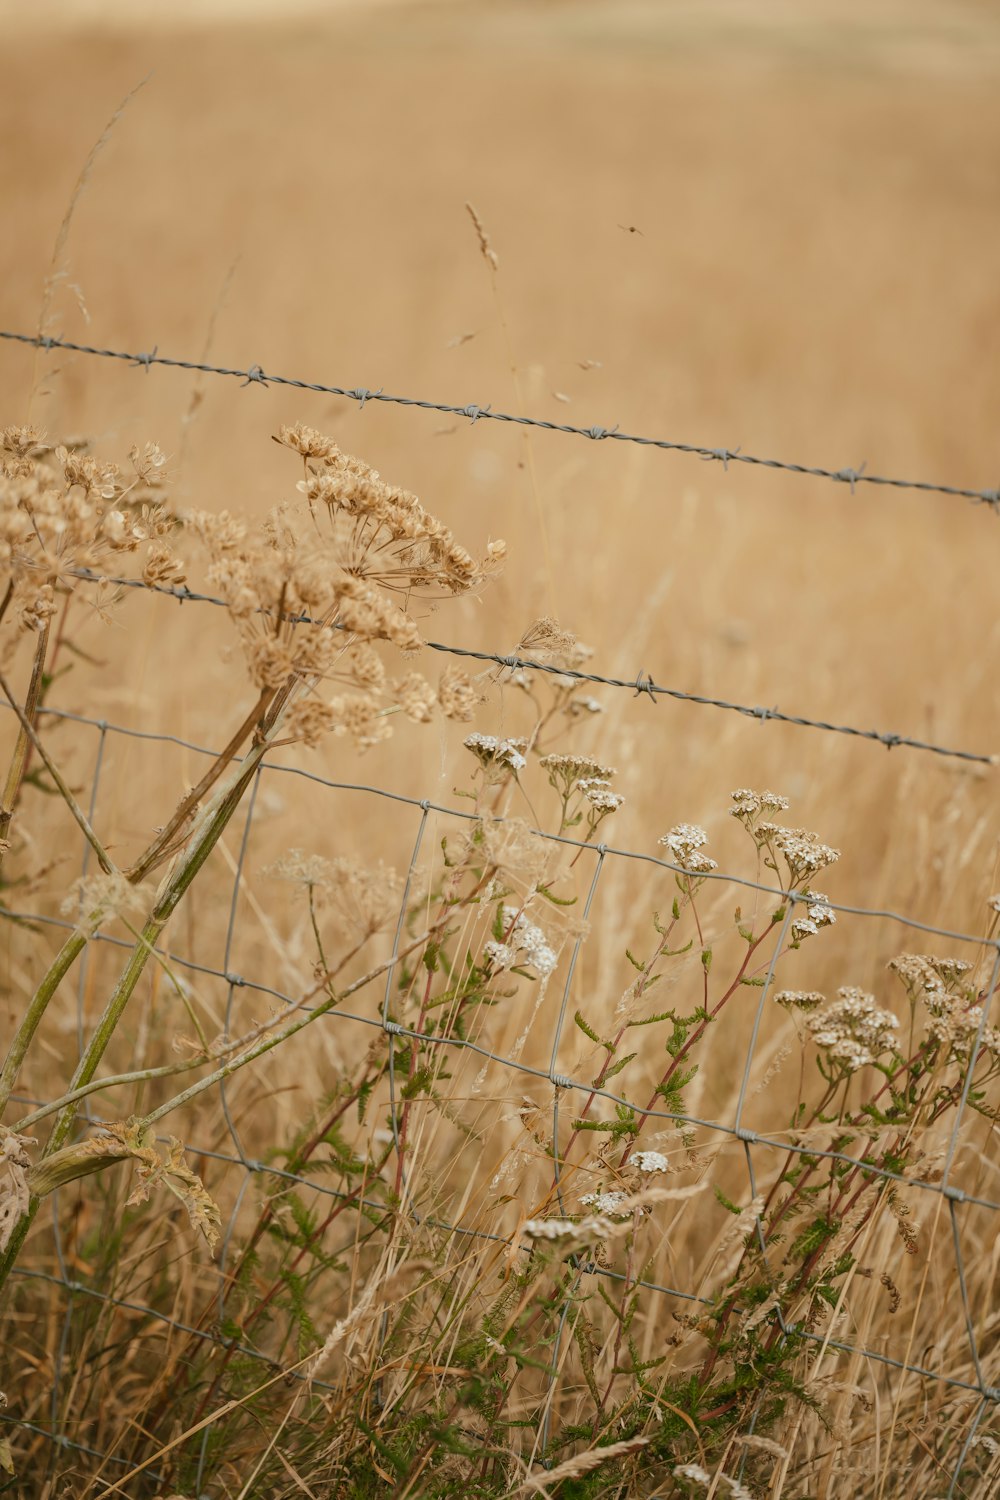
3,5,1000,1496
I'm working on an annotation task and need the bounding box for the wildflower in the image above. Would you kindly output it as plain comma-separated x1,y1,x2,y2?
327,694,393,752
438,665,480,721
580,1189,630,1215
631,1150,670,1173
465,732,528,776
522,1214,615,1242
484,940,517,970
791,891,836,944
265,851,403,939
729,788,790,830
274,422,342,462
889,954,998,1061
18,583,57,633
566,694,603,716
775,989,826,1012
575,778,624,815
674,1464,712,1486
539,752,616,791
128,441,167,485
888,953,972,996
485,905,557,978
659,824,718,875
347,642,387,692
807,988,899,1071
522,1219,577,1239
141,543,186,588
756,823,840,887
393,671,436,723
1,423,44,478
284,697,341,748
61,871,152,924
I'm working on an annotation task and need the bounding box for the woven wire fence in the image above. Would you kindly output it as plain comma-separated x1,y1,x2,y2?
2,704,1000,1496
1,328,1000,1495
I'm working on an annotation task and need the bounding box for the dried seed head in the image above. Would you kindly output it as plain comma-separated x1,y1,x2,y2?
438,664,481,721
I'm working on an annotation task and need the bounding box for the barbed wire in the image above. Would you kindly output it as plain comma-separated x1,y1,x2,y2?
67,567,998,767
3,327,1000,510
4,610,1000,1485
15,700,1000,942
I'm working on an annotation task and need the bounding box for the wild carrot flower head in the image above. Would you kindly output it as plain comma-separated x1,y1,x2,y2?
0,427,182,649
187,430,504,749
265,850,403,939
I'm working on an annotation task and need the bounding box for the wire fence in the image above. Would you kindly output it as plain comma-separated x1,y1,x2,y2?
4,327,1000,509
2,325,1000,1495
65,568,999,768
3,705,1000,1497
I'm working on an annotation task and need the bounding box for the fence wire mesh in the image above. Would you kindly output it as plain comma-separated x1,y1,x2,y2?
3,703,1000,1497
2,323,1000,1496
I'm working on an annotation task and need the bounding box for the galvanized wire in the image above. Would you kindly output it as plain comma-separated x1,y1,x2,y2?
60,564,1000,769
3,696,1000,1487
3,327,999,509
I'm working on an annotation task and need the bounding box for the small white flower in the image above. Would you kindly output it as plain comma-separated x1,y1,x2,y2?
674,1463,711,1486
632,1150,670,1174
659,824,718,874
580,1189,629,1215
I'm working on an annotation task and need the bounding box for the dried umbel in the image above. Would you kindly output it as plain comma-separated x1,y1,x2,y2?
187,430,504,751
0,426,181,650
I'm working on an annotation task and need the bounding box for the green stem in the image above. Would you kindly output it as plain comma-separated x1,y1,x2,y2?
138,926,431,1132
0,923,91,1118
0,623,51,877
0,744,266,1291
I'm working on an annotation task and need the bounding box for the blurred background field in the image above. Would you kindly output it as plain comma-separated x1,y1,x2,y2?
2,1,1000,1493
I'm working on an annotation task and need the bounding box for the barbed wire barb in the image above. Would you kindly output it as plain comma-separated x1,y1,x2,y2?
3,326,1000,508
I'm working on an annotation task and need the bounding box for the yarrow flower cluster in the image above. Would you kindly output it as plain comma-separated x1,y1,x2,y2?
790,890,837,944
631,1150,671,1173
888,953,998,1061
756,823,840,888
673,1465,751,1500
806,987,900,1072
774,989,826,1013
728,788,790,830
579,1189,630,1216
539,752,616,792
574,777,624,814
521,1215,616,1243
464,732,528,776
484,905,558,979
658,824,717,875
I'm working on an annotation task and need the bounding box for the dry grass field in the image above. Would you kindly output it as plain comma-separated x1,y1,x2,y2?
2,2,1000,1496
